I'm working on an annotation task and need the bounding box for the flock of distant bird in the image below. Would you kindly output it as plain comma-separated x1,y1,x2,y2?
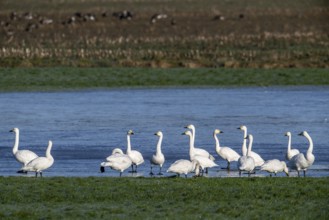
7,124,315,178
1,9,244,36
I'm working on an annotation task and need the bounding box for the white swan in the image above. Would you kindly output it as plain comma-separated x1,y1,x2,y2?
10,128,38,173
150,131,165,175
193,155,218,176
126,130,144,172
237,134,255,177
101,154,132,177
182,130,214,161
261,159,289,177
214,129,240,170
288,131,315,177
285,132,300,160
111,148,125,155
22,140,54,177
167,159,197,178
238,125,264,166
185,124,215,161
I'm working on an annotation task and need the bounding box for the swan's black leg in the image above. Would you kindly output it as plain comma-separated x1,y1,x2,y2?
297,171,300,177
150,166,154,175
303,170,306,177
35,172,38,178
227,162,231,170
239,171,241,177
120,172,122,177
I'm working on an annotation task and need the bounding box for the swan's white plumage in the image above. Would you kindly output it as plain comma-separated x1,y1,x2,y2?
167,159,197,177
238,125,264,166
10,128,38,169
288,131,315,177
150,131,165,175
261,159,289,176
237,134,255,176
185,124,215,161
101,153,132,176
126,130,144,172
193,155,218,176
214,129,240,169
285,132,300,160
182,129,214,161
22,140,54,177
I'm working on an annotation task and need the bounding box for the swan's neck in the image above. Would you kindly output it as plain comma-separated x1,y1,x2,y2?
247,136,253,157
156,135,163,155
191,127,196,147
12,130,19,155
126,135,132,153
214,133,221,153
242,129,247,156
305,133,314,162
46,141,53,159
305,133,313,154
287,135,292,152
189,134,195,155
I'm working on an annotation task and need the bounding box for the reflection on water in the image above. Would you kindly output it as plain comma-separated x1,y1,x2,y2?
0,87,328,177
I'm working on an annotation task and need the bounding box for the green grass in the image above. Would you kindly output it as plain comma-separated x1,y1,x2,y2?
0,68,329,92
0,177,328,219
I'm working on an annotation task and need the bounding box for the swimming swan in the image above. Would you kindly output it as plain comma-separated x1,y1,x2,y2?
22,140,54,177
167,159,197,178
150,131,165,175
238,125,264,166
10,128,38,173
237,134,255,177
285,132,300,160
288,131,315,177
126,130,144,172
261,159,289,177
185,124,215,161
214,129,240,170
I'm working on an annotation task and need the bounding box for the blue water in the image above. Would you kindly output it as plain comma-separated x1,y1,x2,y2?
0,87,328,177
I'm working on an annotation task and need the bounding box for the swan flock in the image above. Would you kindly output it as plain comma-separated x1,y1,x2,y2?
7,125,315,178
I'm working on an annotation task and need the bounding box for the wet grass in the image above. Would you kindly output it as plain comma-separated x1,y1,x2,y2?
1,68,329,92
0,177,328,219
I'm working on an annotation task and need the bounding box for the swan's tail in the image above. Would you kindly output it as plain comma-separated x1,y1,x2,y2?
209,154,215,161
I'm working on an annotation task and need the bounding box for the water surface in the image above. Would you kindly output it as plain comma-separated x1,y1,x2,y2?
0,87,328,177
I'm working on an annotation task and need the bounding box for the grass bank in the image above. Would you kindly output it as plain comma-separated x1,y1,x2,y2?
1,68,329,92
0,177,328,219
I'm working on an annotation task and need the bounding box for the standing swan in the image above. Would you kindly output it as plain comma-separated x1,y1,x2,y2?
126,130,144,173
285,132,300,160
185,124,215,161
237,134,255,177
22,140,54,177
150,131,165,175
10,128,38,173
238,125,264,167
214,129,240,170
288,131,315,177
167,159,197,178
100,150,132,177
261,159,289,177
